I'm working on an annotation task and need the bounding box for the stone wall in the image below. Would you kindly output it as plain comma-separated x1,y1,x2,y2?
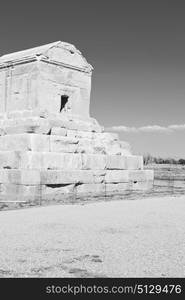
0,115,154,207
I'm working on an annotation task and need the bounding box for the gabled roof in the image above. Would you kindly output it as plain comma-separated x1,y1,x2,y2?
0,41,93,72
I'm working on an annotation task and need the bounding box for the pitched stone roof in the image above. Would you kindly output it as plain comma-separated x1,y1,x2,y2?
0,41,93,72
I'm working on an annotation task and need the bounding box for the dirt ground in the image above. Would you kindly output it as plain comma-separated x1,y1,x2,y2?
0,194,185,277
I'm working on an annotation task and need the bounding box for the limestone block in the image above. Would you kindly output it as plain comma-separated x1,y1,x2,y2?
89,139,106,154
104,140,129,155
106,155,127,170
40,170,86,184
125,156,143,170
19,152,43,169
0,183,40,197
21,110,37,118
76,183,105,195
106,155,143,170
50,136,79,153
0,134,31,151
0,151,20,169
103,139,131,155
0,128,5,136
7,111,22,119
82,154,106,170
0,169,40,184
19,169,41,185
104,170,129,183
93,170,106,183
7,110,35,119
93,132,119,141
66,129,78,138
130,180,153,190
30,134,50,151
0,134,50,152
0,169,19,184
19,152,83,170
67,121,92,132
51,127,67,136
77,139,94,154
120,149,132,155
76,130,94,139
2,117,51,134
42,153,82,170
105,183,130,193
18,152,82,170
129,170,154,182
48,118,67,128
40,170,104,184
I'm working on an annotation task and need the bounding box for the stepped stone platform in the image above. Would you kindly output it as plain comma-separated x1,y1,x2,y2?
0,114,153,204
0,41,153,206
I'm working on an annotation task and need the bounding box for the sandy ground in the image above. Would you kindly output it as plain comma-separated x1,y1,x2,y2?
0,195,185,277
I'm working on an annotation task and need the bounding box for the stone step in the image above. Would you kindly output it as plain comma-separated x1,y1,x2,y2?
0,181,153,205
0,133,131,155
0,169,153,185
0,151,143,170
0,115,103,133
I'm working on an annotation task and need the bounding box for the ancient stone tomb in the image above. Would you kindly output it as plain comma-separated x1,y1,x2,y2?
0,41,153,204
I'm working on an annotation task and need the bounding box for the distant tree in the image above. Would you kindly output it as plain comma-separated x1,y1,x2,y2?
143,153,154,165
178,159,185,165
143,154,183,165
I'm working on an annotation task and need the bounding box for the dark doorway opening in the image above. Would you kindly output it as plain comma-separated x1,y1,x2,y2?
60,95,69,112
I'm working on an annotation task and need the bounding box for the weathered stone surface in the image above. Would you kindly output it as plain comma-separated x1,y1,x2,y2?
94,132,118,141
105,183,130,193
50,136,79,153
0,183,41,203
20,152,82,170
106,155,126,170
0,134,31,151
42,153,82,170
129,170,154,182
20,152,43,169
130,180,153,190
51,127,67,136
76,130,94,139
93,170,106,183
40,170,105,184
40,170,88,184
66,129,78,138
77,139,94,154
104,141,131,155
0,134,50,152
104,170,129,183
104,170,153,183
0,183,40,196
2,117,51,134
76,183,105,195
106,155,143,170
31,134,50,152
0,151,20,169
7,110,34,119
0,169,40,184
125,156,143,170
82,154,106,170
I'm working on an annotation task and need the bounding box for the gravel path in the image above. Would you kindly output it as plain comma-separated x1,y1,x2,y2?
0,195,185,277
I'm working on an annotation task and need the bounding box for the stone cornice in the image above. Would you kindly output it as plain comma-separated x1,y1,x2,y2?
0,56,93,74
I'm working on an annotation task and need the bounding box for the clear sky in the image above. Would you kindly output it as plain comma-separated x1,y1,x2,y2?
0,0,185,158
